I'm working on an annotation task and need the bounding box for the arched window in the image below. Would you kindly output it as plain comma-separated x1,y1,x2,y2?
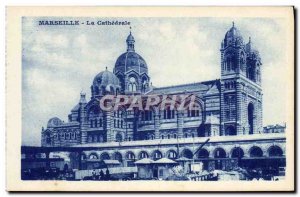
268,146,283,157
168,150,177,159
139,151,149,159
173,134,177,139
250,146,263,157
164,106,175,119
114,152,123,162
90,120,93,128
226,57,231,71
152,150,162,161
167,134,171,139
240,52,245,65
214,148,226,158
187,109,200,117
187,102,201,118
71,132,76,139
184,133,188,138
231,56,236,71
128,77,137,92
231,147,244,158
100,152,110,160
198,149,209,158
89,153,98,160
126,152,135,160
181,149,193,159
66,133,70,140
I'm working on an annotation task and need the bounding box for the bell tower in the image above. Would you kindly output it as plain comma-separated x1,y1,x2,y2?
220,22,263,136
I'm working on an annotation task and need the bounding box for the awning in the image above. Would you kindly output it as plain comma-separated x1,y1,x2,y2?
134,158,154,164
153,158,177,164
103,160,121,165
176,157,192,161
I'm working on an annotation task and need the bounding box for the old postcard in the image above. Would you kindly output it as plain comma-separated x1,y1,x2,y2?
6,6,294,191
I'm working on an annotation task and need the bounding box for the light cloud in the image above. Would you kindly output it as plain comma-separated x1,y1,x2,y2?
22,17,288,146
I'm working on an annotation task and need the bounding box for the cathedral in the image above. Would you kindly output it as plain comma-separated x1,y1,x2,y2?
42,23,263,147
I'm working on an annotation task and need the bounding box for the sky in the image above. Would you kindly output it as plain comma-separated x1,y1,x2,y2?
22,17,288,146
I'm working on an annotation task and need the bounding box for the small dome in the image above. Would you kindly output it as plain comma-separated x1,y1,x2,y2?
92,69,120,97
126,32,135,42
93,69,120,87
47,117,63,127
224,22,244,47
245,38,261,60
114,52,148,74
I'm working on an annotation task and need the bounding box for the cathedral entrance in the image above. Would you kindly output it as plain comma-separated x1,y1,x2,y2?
248,103,254,134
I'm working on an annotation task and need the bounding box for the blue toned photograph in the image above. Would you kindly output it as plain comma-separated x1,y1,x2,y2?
21,17,287,182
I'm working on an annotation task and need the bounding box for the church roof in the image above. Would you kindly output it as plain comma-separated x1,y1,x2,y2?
206,83,220,95
148,80,218,95
71,104,80,111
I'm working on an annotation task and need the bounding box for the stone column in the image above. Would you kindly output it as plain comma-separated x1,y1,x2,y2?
220,81,225,136
177,111,184,138
105,110,114,142
154,108,160,139
236,80,243,135
80,104,88,144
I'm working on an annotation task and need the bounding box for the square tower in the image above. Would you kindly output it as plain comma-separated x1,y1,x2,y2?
220,23,263,136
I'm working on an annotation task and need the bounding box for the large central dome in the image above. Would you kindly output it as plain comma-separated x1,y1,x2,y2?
114,52,148,74
114,31,148,75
